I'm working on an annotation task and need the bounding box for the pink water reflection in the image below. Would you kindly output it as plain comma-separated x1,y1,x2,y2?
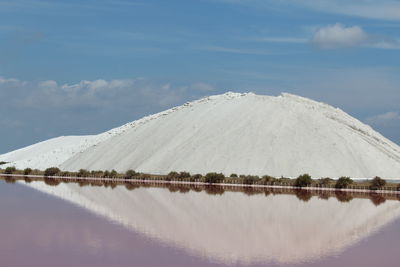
0,180,399,267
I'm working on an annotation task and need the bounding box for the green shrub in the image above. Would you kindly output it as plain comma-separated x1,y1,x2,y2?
4,166,16,174
91,170,104,177
230,173,238,178
0,161,7,165
318,177,334,187
261,175,275,184
103,170,110,177
370,176,386,190
44,167,60,177
167,171,179,179
125,169,137,179
204,172,225,184
243,175,259,185
335,176,353,189
23,168,32,175
192,174,202,180
294,174,312,187
109,170,118,178
178,171,191,179
277,177,291,184
77,169,90,177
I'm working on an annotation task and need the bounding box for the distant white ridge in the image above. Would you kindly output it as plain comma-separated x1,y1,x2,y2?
1,92,400,178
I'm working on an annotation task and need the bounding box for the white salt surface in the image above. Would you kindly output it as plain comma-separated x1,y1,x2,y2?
2,92,400,178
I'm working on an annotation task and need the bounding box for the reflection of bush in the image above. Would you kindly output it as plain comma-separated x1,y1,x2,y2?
4,176,16,183
205,185,225,195
44,178,60,186
125,183,140,191
370,194,386,206
317,192,330,200
295,189,312,202
243,187,258,196
335,191,353,202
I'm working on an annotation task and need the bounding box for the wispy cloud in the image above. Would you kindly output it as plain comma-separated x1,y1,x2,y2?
216,0,400,21
366,112,400,127
252,37,308,44
201,46,272,55
0,77,213,110
0,76,216,152
0,0,145,15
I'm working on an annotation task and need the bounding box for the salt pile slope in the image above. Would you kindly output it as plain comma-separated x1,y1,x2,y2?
2,92,400,178
61,92,400,178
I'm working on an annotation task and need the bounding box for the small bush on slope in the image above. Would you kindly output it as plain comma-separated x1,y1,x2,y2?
318,178,334,187
44,167,60,177
335,177,353,189
295,174,312,187
125,170,138,179
243,175,260,185
370,176,386,190
77,169,90,177
178,172,191,179
4,166,16,174
23,168,32,175
109,170,118,178
204,173,225,184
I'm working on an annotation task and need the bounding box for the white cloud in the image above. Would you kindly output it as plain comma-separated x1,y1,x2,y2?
312,23,400,49
366,112,400,127
312,24,368,48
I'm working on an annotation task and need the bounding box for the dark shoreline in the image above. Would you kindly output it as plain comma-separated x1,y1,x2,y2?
1,174,399,205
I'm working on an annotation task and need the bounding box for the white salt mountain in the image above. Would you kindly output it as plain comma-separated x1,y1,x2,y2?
1,92,400,178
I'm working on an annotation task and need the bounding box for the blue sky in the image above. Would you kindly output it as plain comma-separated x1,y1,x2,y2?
0,0,399,152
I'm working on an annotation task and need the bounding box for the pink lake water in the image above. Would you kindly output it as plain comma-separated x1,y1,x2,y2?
0,179,399,267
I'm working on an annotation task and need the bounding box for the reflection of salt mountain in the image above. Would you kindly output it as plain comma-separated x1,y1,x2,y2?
26,182,400,265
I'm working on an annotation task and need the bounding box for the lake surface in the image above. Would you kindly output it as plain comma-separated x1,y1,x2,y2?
1,179,400,267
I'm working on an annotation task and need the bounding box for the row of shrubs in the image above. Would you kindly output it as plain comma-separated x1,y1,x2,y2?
0,166,394,191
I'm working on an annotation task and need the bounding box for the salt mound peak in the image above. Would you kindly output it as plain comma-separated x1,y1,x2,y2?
1,92,400,178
